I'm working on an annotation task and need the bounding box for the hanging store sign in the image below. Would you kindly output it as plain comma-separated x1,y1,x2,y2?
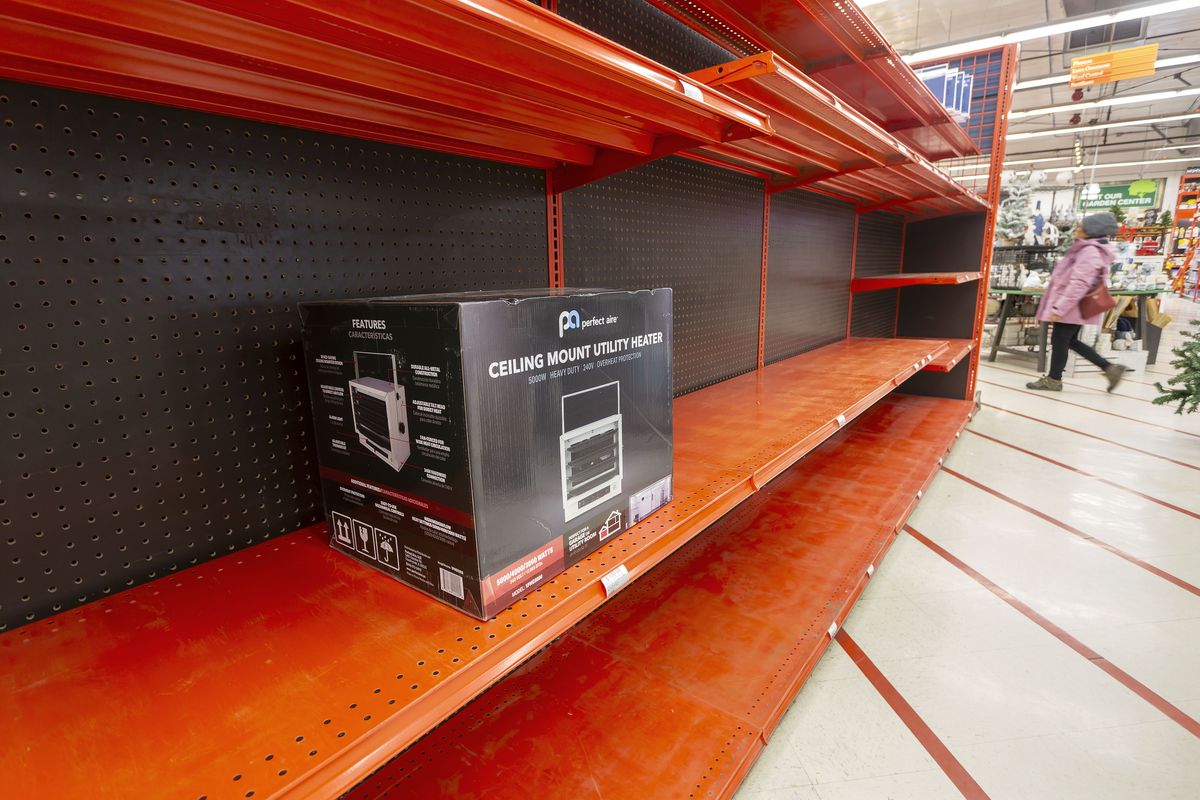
1069,44,1158,88
1077,179,1161,211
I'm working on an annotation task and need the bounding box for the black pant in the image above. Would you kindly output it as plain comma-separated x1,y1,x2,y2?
1049,322,1110,380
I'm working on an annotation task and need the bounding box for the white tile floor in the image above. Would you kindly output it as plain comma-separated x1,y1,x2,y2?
737,297,1200,799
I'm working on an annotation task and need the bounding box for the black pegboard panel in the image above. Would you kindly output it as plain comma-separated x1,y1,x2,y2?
854,212,904,276
850,211,904,339
558,0,736,73
763,190,855,364
562,156,762,395
850,291,898,338
0,81,547,630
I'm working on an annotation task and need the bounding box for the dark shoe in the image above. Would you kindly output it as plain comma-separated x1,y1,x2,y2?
1026,376,1063,391
1104,364,1128,393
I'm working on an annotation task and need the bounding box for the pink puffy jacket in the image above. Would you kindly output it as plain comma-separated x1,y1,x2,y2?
1035,238,1114,326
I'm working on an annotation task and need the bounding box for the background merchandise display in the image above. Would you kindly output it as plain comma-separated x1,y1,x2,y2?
301,289,674,618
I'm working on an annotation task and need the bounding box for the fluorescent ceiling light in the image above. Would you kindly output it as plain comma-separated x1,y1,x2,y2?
1007,112,1200,140
1003,156,1074,166
1009,87,1200,119
1155,142,1200,150
906,0,1200,63
966,154,1200,180
943,155,1076,172
1014,54,1200,90
855,0,889,7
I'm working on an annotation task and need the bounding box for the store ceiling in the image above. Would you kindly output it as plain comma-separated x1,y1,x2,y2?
862,0,1200,183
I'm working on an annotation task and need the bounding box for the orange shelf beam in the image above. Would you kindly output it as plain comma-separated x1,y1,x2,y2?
852,272,982,292
348,394,978,800
644,0,979,161
0,0,770,174
923,339,975,372
1,338,953,800
686,52,986,218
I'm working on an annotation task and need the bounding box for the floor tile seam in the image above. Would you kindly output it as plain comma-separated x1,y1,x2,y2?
980,364,1165,405
977,402,1200,471
977,380,1200,439
939,466,1200,598
961,429,1200,521
904,525,1200,741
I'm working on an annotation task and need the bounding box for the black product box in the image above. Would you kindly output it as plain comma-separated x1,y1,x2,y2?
300,288,673,619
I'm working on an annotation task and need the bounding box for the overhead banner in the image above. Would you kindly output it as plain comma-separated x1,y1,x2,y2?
1078,179,1161,211
1069,44,1158,88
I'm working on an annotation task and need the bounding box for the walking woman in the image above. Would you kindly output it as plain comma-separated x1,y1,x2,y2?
1026,211,1127,392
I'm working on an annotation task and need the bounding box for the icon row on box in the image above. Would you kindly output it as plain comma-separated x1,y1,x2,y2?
331,511,399,570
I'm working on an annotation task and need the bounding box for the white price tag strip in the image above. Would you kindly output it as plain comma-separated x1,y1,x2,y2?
680,82,704,101
835,413,847,427
601,564,630,596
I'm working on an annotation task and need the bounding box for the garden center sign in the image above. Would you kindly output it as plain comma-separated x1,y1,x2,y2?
1078,180,1160,212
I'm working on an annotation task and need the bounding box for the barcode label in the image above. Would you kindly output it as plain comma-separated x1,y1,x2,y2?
439,567,464,600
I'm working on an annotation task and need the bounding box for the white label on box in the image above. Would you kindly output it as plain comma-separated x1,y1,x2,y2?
836,413,847,427
601,564,630,596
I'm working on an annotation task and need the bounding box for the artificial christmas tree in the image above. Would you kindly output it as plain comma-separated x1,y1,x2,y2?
996,177,1032,244
1154,317,1200,414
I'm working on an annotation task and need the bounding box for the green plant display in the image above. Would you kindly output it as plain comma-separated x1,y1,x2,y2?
1154,317,1200,414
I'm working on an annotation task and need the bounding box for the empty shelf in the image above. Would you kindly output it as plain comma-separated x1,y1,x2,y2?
923,339,975,372
347,394,977,799
852,272,982,292
1,337,954,799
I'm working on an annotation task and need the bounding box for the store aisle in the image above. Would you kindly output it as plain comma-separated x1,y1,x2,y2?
736,298,1200,800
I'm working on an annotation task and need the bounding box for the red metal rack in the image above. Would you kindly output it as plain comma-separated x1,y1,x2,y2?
684,52,986,217
644,0,979,161
0,0,771,173
345,393,978,800
1,338,953,800
851,271,982,292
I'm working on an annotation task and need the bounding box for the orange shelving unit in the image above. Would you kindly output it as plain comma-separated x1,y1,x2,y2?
0,2,1017,798
2,338,952,800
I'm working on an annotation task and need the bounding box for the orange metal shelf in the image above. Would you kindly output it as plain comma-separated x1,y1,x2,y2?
923,339,975,372
684,52,986,217
345,393,978,800
0,337,951,800
851,271,982,292
645,0,979,161
0,0,769,175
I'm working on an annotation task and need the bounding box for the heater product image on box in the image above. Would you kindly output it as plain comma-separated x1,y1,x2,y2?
349,351,410,471
560,381,623,522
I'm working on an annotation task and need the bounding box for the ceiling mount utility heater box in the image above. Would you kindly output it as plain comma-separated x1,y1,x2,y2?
300,288,673,619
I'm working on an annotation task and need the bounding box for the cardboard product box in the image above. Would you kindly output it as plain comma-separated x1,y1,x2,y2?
300,288,673,619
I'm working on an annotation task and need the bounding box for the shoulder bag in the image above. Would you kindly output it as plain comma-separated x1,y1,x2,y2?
1077,242,1118,318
